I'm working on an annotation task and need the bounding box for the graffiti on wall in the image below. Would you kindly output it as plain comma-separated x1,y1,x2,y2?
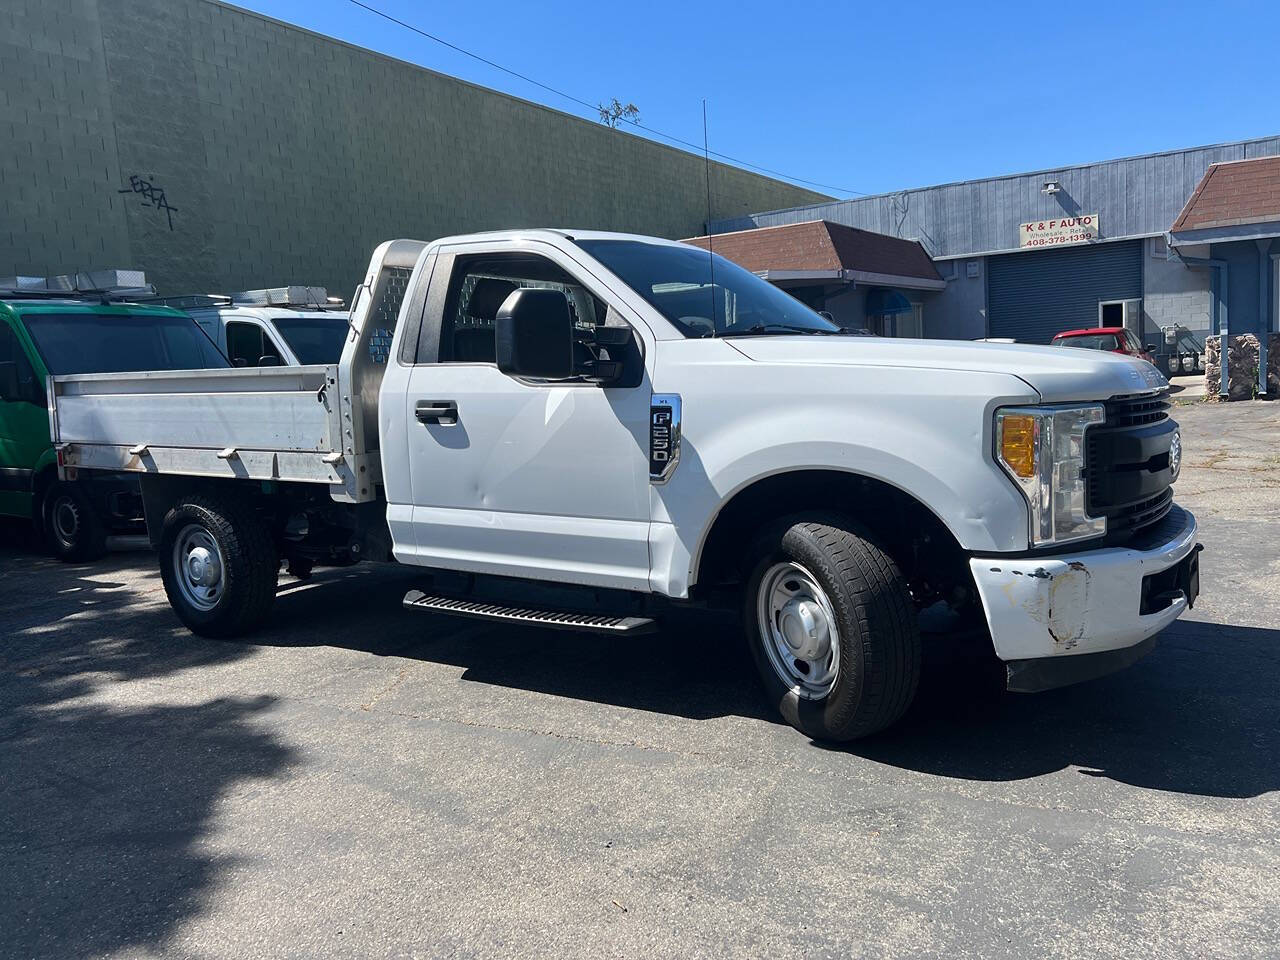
118,174,178,230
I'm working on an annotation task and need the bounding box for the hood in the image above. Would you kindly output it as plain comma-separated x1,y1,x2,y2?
725,336,1169,402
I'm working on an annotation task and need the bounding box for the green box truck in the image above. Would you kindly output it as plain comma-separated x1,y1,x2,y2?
0,273,227,560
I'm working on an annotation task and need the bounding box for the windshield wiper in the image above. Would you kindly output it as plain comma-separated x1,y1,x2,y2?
718,323,827,338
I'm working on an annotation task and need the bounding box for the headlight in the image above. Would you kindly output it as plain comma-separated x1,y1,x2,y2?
995,404,1105,547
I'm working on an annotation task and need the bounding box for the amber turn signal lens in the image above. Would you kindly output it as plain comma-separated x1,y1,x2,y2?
1000,415,1037,478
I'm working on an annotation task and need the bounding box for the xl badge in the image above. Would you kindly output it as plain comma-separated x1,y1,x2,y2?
649,394,682,484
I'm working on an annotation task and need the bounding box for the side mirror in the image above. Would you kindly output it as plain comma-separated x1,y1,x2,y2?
495,288,574,380
1144,344,1156,353
258,354,282,367
232,357,248,368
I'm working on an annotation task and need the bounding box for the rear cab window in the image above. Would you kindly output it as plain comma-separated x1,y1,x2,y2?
1054,333,1119,351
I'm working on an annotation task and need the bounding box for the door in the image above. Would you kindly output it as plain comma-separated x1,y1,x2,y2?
0,319,51,518
988,239,1143,343
399,245,654,590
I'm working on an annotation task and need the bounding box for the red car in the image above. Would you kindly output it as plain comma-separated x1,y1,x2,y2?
1049,326,1157,365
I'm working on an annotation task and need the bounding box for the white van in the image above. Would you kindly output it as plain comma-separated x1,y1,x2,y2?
160,287,348,367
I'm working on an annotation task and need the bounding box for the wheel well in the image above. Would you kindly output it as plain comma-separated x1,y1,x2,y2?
694,470,974,610
33,464,56,493
137,476,393,564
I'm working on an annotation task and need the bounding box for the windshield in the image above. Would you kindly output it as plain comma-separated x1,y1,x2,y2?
272,315,349,365
1053,333,1119,351
23,311,230,375
576,239,841,338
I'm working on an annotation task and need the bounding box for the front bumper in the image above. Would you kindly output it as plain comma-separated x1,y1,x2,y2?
969,505,1199,684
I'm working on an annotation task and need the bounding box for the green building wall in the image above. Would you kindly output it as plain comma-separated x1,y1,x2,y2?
1,0,828,296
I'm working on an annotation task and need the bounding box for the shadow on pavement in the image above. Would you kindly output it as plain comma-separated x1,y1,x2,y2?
267,567,1280,801
5,537,1271,960
837,619,1280,799
267,564,777,725
1,545,297,958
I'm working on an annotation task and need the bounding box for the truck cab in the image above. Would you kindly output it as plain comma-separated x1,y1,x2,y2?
168,286,350,368
0,272,228,559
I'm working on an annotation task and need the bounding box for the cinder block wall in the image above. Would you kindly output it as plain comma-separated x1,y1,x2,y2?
1143,238,1212,337
1,0,828,296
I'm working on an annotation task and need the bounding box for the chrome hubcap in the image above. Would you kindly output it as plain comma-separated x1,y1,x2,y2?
173,525,225,612
757,562,841,699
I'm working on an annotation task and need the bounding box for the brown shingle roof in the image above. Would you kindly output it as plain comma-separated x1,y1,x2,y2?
1171,155,1280,233
683,220,941,283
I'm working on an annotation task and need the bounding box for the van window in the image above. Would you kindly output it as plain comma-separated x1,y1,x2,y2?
272,316,348,365
22,312,229,375
0,322,43,404
225,321,278,367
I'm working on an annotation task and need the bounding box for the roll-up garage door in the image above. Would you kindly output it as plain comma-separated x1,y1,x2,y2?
987,240,1143,343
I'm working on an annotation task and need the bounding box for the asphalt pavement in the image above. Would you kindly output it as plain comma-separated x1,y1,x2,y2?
2,399,1278,959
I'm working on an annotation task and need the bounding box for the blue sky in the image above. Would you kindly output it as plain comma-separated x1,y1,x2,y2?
237,0,1277,200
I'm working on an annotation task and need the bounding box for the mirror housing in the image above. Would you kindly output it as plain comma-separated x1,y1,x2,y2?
495,288,574,380
258,354,282,367
0,361,19,402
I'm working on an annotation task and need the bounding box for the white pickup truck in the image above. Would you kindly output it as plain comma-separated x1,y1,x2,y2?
48,231,1200,741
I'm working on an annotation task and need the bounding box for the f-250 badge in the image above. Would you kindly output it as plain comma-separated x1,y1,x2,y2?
649,394,682,484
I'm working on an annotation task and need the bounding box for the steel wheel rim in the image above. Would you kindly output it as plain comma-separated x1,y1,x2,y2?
51,495,81,547
173,524,225,612
756,561,841,700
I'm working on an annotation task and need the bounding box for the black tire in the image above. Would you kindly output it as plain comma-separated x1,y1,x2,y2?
40,481,108,563
158,494,278,638
744,514,920,742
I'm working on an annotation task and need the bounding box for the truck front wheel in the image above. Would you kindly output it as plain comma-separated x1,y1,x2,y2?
158,494,278,638
744,516,920,742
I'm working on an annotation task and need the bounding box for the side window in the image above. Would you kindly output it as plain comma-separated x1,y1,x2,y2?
0,322,42,404
438,254,611,367
225,321,269,366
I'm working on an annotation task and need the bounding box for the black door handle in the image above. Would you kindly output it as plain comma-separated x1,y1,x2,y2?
415,400,458,425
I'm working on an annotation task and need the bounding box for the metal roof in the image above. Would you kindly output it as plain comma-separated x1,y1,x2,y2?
710,135,1280,260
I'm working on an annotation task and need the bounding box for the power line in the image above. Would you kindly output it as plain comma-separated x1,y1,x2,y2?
344,0,866,198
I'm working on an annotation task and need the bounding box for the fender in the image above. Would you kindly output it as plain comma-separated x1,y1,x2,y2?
646,358,1039,597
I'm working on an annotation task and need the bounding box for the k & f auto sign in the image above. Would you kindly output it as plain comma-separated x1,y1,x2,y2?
1018,214,1099,249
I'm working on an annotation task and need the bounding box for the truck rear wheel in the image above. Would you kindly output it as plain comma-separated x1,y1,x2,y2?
41,480,107,563
158,494,278,638
744,515,920,742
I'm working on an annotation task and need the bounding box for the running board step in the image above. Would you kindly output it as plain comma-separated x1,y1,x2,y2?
403,590,656,634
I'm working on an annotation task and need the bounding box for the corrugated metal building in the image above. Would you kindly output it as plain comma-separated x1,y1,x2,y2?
708,136,1280,377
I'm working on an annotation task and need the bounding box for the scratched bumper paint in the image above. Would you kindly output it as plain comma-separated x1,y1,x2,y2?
969,507,1199,662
